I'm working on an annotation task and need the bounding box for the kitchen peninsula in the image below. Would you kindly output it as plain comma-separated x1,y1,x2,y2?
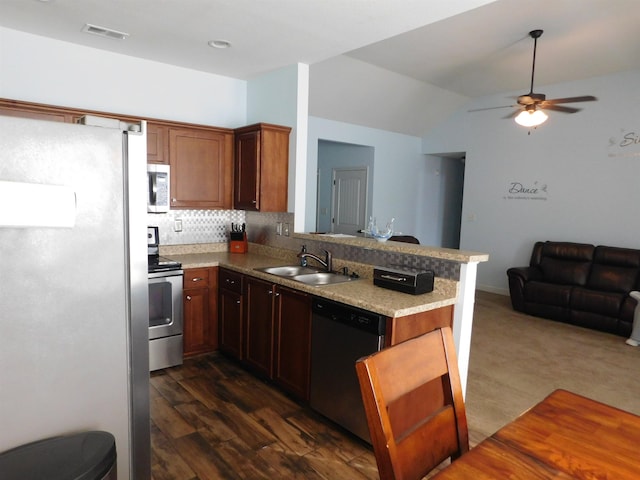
164,234,488,397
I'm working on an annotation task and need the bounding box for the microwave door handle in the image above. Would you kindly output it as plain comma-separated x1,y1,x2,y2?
149,172,157,205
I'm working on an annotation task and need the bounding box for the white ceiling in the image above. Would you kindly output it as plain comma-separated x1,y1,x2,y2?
1,0,639,100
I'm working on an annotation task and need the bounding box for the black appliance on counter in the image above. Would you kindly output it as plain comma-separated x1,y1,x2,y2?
373,265,434,295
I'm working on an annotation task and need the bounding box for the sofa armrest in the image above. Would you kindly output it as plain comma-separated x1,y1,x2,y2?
507,266,543,283
507,266,542,311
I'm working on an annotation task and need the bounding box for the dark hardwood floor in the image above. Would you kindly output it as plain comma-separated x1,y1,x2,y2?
150,353,380,479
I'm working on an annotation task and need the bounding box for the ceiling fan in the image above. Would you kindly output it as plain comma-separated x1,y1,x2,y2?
473,29,597,127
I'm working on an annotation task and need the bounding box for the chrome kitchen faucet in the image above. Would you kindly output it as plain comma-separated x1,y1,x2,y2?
297,245,333,272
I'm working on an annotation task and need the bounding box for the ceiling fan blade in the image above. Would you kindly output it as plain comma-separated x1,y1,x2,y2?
545,95,597,104
468,105,517,112
503,109,520,119
544,105,581,114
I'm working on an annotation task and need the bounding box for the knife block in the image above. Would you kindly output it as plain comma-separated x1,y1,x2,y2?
230,232,247,254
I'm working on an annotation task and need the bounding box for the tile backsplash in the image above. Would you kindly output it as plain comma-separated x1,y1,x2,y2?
147,209,245,245
150,209,460,281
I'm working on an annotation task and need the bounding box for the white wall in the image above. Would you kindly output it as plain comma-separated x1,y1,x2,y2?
307,116,446,244
423,69,640,293
0,27,247,127
247,63,309,215
309,55,469,137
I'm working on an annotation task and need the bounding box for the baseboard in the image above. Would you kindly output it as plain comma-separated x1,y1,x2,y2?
476,285,509,296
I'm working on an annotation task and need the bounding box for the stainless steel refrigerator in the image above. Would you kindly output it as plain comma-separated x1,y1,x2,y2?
0,115,150,479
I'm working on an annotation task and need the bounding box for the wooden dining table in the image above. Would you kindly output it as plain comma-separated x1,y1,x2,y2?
431,388,640,479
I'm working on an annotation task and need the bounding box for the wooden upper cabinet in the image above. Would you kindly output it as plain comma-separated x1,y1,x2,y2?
0,98,141,125
234,123,291,212
0,99,77,123
169,127,233,209
0,107,71,123
146,123,169,164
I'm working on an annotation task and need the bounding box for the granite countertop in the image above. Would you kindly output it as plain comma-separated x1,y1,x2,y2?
294,233,489,263
168,251,458,318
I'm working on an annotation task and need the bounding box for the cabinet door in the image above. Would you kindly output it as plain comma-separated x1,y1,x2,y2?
183,267,218,357
234,123,290,212
147,123,169,164
183,286,210,356
234,129,260,210
219,289,243,360
0,106,73,123
244,276,275,378
169,127,233,209
274,286,312,400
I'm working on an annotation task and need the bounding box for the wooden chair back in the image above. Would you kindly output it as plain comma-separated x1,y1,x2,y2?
355,327,469,480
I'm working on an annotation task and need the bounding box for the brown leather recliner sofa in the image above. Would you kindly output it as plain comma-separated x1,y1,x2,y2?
507,241,640,337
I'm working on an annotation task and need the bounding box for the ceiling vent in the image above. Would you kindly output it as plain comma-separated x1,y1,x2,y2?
82,23,129,40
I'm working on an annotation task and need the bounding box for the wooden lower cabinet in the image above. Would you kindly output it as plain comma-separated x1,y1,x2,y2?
218,268,244,360
244,277,276,378
183,267,218,357
273,286,312,400
386,304,454,346
219,272,313,401
218,269,451,404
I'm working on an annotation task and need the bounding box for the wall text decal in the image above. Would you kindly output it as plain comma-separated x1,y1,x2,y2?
503,181,548,201
608,129,640,158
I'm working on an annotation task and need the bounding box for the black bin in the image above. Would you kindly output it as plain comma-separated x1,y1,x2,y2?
0,431,116,480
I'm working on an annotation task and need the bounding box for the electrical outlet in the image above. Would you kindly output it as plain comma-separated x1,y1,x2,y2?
276,222,282,235
174,219,183,232
283,223,290,236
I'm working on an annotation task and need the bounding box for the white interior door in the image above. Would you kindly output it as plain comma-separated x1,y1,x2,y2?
331,167,368,234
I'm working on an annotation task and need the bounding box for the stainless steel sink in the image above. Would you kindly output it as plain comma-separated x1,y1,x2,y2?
291,272,354,286
256,265,322,277
255,265,356,286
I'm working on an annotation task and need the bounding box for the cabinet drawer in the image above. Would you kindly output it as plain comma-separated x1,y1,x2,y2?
219,268,243,294
185,268,210,288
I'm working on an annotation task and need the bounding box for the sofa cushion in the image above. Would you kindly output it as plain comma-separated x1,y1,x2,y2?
588,246,640,293
594,245,640,268
539,241,594,263
587,265,638,293
539,257,591,285
536,241,595,285
570,287,624,317
524,281,572,307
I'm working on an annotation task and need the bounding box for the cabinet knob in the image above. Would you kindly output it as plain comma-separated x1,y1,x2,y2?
192,277,204,282
172,198,176,202
236,300,241,304
251,200,257,204
186,295,192,301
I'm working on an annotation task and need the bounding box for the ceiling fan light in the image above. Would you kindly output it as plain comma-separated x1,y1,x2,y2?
515,109,548,127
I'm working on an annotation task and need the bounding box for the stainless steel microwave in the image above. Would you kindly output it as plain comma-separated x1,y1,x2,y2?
147,164,170,213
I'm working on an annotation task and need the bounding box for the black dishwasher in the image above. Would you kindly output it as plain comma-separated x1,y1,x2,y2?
309,297,386,443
